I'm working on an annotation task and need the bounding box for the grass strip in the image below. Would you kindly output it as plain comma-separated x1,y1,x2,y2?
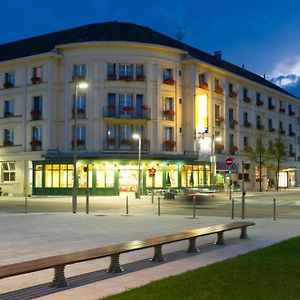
104,236,300,300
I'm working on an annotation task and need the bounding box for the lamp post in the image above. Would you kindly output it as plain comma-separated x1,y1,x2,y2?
72,78,88,214
211,135,222,192
133,133,141,199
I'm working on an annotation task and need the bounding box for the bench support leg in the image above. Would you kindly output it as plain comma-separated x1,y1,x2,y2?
150,245,164,262
107,254,124,273
240,227,248,239
51,265,68,288
214,232,225,245
186,237,200,253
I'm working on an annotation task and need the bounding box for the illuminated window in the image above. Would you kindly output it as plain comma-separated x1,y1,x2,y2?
34,165,42,187
1,162,15,182
73,64,86,78
32,66,43,79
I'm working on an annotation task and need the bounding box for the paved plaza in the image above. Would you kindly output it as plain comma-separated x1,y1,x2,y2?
0,194,299,299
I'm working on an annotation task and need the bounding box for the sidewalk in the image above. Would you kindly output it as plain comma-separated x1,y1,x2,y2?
0,212,299,300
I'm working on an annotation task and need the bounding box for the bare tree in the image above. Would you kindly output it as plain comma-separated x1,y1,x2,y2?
268,133,289,190
244,131,270,192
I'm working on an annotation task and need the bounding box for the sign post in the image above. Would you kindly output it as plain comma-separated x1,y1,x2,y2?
148,167,156,204
226,157,234,203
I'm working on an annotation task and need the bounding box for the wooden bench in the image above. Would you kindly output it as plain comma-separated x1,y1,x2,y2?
0,221,255,288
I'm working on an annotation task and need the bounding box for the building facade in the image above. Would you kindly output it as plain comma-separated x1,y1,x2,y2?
0,22,299,196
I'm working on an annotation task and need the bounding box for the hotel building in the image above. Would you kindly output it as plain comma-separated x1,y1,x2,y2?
0,22,299,196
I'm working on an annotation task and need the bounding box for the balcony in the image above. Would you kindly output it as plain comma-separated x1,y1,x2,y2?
3,140,13,147
279,129,285,135
229,145,238,155
163,140,176,151
30,140,42,151
243,97,252,103
229,119,238,129
103,107,151,120
257,124,264,130
163,110,175,121
103,138,150,152
3,81,14,89
215,87,223,94
279,107,286,113
256,100,264,107
268,104,275,111
268,127,276,132
289,111,295,116
229,91,238,99
215,116,224,124
72,108,86,119
244,122,252,128
71,139,85,150
215,143,224,154
31,110,42,121
163,78,175,85
31,76,42,84
119,75,134,82
107,74,117,81
244,146,253,152
289,132,296,137
199,82,209,90
289,152,296,157
3,112,14,118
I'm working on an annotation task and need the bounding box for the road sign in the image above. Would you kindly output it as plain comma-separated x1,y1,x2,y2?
148,167,156,177
225,157,234,167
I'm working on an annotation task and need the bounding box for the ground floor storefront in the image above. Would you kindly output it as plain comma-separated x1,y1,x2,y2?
32,155,218,196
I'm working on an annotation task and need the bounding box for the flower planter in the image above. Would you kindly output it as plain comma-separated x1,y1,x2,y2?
3,81,13,89
215,116,224,123
31,76,42,84
123,107,134,113
256,101,264,107
107,74,117,80
268,105,275,111
279,129,285,135
244,122,251,128
244,97,251,103
141,105,149,111
257,125,264,130
164,110,175,117
244,146,253,152
215,87,223,94
289,111,295,116
215,144,224,152
279,108,286,113
269,128,275,132
289,132,296,137
163,78,175,85
164,140,176,149
230,145,238,152
121,139,133,146
229,119,238,126
3,140,13,146
136,75,145,81
119,75,134,82
30,140,42,146
289,152,296,157
229,91,238,98
199,82,209,90
107,104,116,110
106,138,115,144
3,112,13,118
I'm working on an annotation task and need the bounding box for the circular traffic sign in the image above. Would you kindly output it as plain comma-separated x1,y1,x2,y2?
225,157,234,167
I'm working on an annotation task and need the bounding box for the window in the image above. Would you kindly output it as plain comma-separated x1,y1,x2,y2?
32,66,42,79
119,94,133,117
289,124,293,134
256,115,261,127
73,64,86,79
243,112,248,125
215,104,220,117
72,125,86,148
107,63,116,76
215,78,220,89
73,93,86,118
1,162,15,182
163,68,173,80
256,92,261,102
268,118,273,130
31,96,42,120
243,88,248,99
3,100,14,117
136,64,144,76
120,125,132,141
3,129,13,145
289,104,293,113
289,144,294,155
32,126,42,141
164,127,174,141
228,83,233,94
279,121,283,130
199,73,205,84
243,136,249,147
119,64,133,77
4,72,15,87
107,93,116,117
229,134,234,147
163,97,175,121
136,94,144,118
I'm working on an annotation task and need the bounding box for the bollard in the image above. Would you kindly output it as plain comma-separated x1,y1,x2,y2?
273,197,276,221
231,197,234,219
193,195,196,218
86,190,89,214
25,195,28,214
126,195,129,215
241,192,246,220
158,196,161,216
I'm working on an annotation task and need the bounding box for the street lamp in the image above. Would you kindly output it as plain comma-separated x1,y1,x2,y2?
211,135,222,192
72,78,88,214
133,133,141,199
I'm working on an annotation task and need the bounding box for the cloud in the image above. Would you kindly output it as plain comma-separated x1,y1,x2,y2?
271,56,300,77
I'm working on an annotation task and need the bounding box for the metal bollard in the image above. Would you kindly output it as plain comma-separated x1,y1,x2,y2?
126,195,129,215
231,197,234,219
273,197,276,221
193,195,196,218
158,196,161,216
86,190,89,214
25,195,28,214
241,192,246,219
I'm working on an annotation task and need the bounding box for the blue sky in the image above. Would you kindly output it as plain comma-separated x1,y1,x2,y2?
1,0,300,79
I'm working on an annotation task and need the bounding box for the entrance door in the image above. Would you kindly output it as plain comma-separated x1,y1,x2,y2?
119,169,139,192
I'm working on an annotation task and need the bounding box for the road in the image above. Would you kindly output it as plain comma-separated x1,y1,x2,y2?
0,190,299,219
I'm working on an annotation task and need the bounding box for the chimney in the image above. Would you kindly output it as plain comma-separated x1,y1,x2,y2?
214,51,222,60
242,64,245,69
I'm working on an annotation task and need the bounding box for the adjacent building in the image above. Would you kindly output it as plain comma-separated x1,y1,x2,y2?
0,22,299,196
